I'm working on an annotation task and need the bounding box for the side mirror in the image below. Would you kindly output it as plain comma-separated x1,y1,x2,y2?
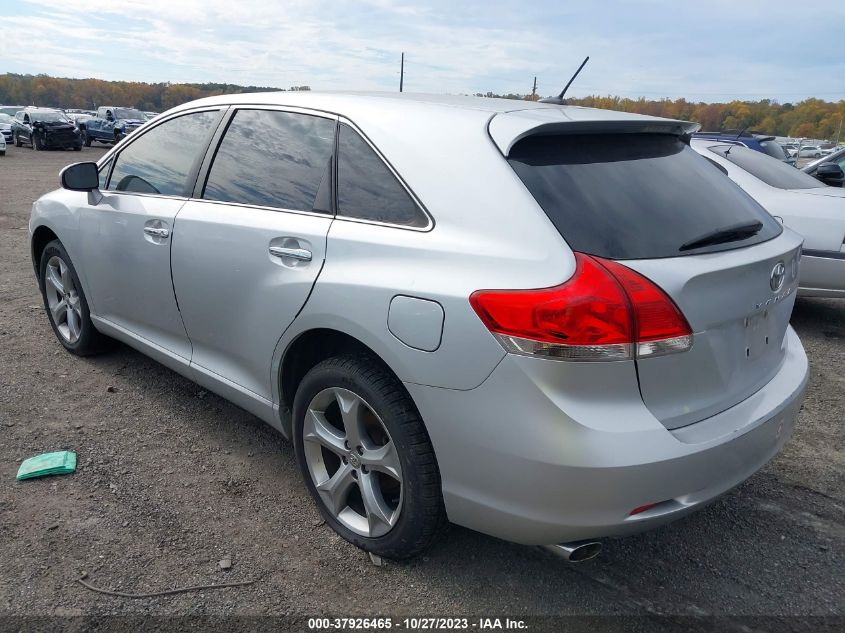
816,162,844,187
61,162,99,191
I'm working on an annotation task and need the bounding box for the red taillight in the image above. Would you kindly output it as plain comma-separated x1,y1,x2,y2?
469,253,692,361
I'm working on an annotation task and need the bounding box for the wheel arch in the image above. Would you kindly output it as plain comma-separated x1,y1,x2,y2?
277,327,415,438
30,224,59,286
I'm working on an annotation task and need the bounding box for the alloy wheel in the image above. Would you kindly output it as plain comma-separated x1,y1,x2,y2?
44,255,83,343
302,387,403,538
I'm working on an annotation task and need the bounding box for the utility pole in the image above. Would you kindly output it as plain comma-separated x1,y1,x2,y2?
399,52,404,93
836,117,843,145
531,76,537,100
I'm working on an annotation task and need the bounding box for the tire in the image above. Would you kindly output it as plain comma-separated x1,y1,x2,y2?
293,354,446,559
113,130,122,144
39,240,108,356
82,130,91,147
14,133,22,147
32,133,42,150
73,145,82,151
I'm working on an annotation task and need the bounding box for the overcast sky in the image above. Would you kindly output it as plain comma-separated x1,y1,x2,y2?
4,0,844,102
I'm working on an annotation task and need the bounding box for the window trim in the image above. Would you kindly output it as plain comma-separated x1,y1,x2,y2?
97,106,226,201
334,116,434,232
192,105,339,218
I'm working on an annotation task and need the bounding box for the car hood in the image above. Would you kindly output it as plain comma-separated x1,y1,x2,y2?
792,187,845,199
117,118,145,125
34,120,75,130
0,123,10,131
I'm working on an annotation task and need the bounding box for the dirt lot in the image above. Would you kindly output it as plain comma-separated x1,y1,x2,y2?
0,145,843,629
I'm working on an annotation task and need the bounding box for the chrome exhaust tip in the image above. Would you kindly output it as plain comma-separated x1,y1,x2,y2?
541,541,602,562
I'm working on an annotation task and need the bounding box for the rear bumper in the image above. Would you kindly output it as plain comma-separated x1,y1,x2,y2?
406,327,808,545
798,252,845,298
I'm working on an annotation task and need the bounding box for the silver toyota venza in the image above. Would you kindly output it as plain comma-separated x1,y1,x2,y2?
30,93,809,560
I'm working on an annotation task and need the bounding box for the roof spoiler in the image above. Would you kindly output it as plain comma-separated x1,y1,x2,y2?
489,114,701,156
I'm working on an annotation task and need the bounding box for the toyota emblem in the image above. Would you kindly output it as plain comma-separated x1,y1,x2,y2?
770,261,786,292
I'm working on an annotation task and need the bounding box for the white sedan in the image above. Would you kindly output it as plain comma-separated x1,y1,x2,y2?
798,146,823,158
693,138,845,298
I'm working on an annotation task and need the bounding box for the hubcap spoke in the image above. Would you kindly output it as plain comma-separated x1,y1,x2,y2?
51,299,67,323
334,390,364,447
361,442,401,481
316,463,356,515
46,265,64,295
303,409,347,456
359,472,394,533
66,303,81,339
59,260,72,293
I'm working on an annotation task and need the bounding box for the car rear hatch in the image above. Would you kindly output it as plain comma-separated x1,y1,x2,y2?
493,108,802,429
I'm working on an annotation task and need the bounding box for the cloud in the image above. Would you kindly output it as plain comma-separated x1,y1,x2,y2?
4,0,844,101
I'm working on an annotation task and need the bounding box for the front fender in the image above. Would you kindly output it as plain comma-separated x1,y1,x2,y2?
30,191,95,311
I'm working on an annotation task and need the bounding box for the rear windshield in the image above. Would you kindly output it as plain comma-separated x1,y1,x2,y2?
508,134,782,260
709,145,825,190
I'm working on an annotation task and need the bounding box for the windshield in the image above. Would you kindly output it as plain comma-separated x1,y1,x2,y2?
31,110,69,123
508,133,781,260
710,145,826,190
114,108,146,120
0,114,12,124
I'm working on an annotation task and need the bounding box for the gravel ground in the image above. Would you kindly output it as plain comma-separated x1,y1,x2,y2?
0,146,843,629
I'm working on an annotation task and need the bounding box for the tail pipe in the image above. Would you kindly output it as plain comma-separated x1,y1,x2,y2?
541,541,602,562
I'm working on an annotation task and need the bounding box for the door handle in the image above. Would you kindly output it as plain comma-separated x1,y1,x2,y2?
269,246,312,261
144,226,170,238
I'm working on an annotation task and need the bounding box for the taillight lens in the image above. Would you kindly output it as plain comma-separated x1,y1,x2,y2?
469,253,692,362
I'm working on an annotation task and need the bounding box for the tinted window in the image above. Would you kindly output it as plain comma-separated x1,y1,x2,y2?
337,124,427,227
204,109,335,211
508,134,781,260
108,111,218,196
710,145,825,190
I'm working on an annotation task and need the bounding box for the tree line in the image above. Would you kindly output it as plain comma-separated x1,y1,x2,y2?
0,73,308,112
2,73,841,139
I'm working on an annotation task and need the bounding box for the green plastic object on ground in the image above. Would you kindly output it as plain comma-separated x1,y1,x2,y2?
16,451,77,480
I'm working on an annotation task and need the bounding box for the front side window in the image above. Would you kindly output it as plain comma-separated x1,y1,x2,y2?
107,110,219,196
98,158,113,190
203,109,335,211
336,124,427,228
710,145,825,190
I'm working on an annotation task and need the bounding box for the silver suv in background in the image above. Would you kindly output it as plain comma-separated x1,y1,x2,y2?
29,93,808,560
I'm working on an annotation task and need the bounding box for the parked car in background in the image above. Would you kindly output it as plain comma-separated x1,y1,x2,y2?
0,113,13,145
693,131,796,166
693,138,845,298
11,107,82,151
803,147,845,185
798,146,823,158
820,145,839,156
29,93,808,560
0,105,25,117
80,107,147,145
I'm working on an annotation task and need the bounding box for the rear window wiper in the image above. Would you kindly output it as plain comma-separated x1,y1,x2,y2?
679,220,763,252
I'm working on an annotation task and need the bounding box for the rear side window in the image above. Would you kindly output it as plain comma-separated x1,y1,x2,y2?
336,124,427,228
710,145,825,190
508,134,782,260
203,109,335,212
108,110,218,196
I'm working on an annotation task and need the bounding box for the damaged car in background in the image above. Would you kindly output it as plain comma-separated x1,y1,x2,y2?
11,107,82,151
